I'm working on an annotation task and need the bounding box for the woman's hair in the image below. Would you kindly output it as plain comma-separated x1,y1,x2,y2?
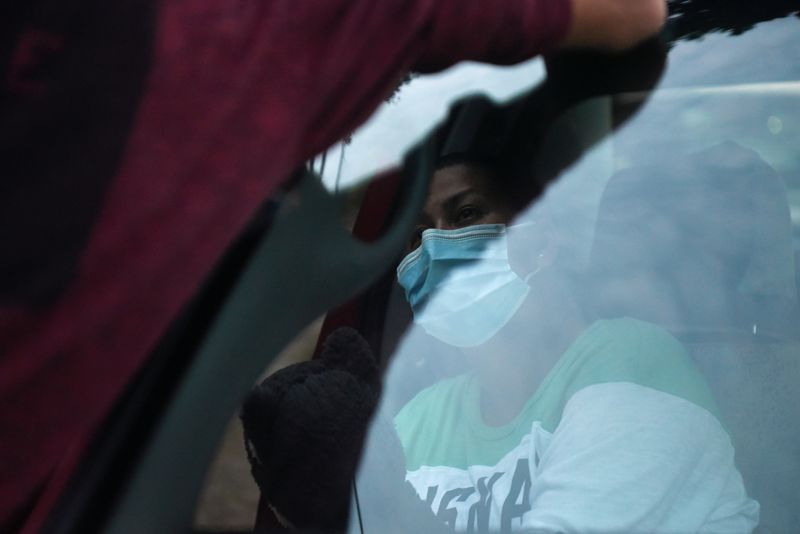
434,151,543,214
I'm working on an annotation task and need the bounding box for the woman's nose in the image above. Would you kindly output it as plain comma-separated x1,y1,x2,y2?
433,218,456,231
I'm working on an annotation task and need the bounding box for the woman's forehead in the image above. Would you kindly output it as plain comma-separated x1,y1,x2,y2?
426,164,495,206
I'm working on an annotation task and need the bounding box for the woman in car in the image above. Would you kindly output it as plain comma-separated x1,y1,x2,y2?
392,154,760,532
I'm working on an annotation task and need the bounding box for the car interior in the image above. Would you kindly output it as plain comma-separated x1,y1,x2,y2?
38,3,800,533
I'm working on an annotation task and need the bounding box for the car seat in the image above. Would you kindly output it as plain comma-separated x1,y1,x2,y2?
588,141,799,533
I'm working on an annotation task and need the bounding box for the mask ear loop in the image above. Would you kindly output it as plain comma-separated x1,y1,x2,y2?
508,220,545,285
523,262,544,284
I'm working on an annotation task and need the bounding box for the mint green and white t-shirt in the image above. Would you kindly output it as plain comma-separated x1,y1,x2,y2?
394,318,760,533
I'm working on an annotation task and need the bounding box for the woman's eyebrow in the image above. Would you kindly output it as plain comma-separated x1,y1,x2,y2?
441,188,480,214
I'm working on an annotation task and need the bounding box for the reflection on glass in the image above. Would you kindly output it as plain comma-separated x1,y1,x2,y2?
318,59,545,192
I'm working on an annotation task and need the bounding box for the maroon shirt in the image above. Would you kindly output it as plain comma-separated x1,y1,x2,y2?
0,0,570,530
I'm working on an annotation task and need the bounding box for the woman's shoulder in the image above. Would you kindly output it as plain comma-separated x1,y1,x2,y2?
395,374,473,428
554,317,721,419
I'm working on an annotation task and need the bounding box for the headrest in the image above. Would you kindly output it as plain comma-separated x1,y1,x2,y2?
588,141,797,340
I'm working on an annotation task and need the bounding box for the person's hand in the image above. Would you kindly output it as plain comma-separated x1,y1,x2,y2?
240,327,381,532
561,0,667,50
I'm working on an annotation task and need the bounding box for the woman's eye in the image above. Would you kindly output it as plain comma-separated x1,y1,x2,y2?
455,205,482,224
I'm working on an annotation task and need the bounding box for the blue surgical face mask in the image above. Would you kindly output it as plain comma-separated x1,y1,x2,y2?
396,223,537,348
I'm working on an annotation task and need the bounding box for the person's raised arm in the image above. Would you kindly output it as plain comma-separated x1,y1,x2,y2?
561,0,667,50
415,0,666,74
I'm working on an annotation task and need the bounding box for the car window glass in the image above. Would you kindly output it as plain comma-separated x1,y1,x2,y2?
357,22,799,534
662,17,800,88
